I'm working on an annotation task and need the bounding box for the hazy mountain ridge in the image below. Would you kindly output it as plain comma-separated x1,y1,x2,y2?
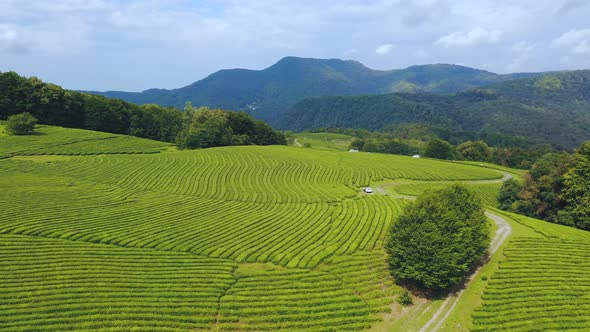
278,71,590,148
86,57,541,122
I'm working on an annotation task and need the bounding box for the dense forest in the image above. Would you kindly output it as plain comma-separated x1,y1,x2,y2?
88,57,539,123
499,141,590,231
279,71,590,149
0,71,286,148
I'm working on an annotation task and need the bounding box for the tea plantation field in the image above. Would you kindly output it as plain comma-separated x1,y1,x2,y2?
469,210,590,332
1,124,588,331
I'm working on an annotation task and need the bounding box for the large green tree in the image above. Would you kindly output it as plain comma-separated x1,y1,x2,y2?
385,185,490,291
424,139,456,160
458,140,491,161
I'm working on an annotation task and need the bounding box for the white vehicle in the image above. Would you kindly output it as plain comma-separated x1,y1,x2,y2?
363,187,373,193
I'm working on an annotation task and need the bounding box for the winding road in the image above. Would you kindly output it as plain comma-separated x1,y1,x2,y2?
375,171,513,332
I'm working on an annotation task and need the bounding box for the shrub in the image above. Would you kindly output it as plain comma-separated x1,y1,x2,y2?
5,112,37,135
385,184,490,292
397,290,413,306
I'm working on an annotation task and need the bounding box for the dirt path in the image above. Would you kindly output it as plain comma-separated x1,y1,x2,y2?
418,211,511,332
374,169,513,332
293,139,302,147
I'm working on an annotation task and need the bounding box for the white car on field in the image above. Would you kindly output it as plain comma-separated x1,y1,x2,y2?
363,187,373,193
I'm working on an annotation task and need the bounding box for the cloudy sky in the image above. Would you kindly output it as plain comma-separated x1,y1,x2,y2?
1,0,589,91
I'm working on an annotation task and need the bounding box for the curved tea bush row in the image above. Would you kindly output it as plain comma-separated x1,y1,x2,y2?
392,181,502,207
0,146,501,204
319,252,399,313
0,234,236,331
0,171,405,268
0,125,169,158
495,210,590,241
218,267,375,331
472,238,590,331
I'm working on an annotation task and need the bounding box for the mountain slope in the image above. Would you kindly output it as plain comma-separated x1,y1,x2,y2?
87,57,540,123
277,71,590,148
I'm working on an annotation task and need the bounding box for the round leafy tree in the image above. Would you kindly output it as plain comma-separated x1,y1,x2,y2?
385,184,490,291
5,112,37,135
424,139,456,160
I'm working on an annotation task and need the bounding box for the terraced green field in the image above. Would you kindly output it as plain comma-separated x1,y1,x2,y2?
294,132,353,151
2,124,588,331
0,235,236,331
469,210,590,332
389,181,502,207
0,124,171,158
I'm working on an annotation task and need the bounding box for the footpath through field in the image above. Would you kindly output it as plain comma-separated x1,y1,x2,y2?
374,171,513,332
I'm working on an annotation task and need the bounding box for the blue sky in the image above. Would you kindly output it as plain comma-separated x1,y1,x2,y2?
1,0,590,91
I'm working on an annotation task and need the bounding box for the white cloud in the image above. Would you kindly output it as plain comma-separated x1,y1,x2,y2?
506,41,537,72
553,29,590,55
415,49,428,58
572,40,590,54
553,29,590,46
0,25,27,53
435,27,502,47
343,48,359,55
375,43,393,55
1,0,589,90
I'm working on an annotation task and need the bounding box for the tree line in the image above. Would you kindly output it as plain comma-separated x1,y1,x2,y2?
0,71,286,148
498,141,590,231
328,126,554,169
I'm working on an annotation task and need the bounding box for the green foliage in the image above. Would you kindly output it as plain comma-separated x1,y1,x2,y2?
500,144,590,231
559,141,590,230
498,179,522,210
424,139,456,160
5,112,37,135
397,290,413,306
508,152,572,223
385,185,490,291
278,70,590,149
490,145,554,169
458,140,491,161
176,106,286,149
0,72,285,150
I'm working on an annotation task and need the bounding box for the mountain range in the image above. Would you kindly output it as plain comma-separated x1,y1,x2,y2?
278,71,590,148
87,57,539,123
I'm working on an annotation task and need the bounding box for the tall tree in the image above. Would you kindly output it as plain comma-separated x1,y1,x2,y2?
385,185,490,292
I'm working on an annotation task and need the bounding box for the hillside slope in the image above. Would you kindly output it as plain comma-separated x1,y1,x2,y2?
278,71,590,148
2,125,589,331
87,57,539,123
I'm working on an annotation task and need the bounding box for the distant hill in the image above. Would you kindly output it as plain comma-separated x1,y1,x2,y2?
86,57,539,123
277,71,590,149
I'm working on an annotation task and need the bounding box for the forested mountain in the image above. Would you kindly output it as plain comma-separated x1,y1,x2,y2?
278,71,590,149
87,57,539,123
